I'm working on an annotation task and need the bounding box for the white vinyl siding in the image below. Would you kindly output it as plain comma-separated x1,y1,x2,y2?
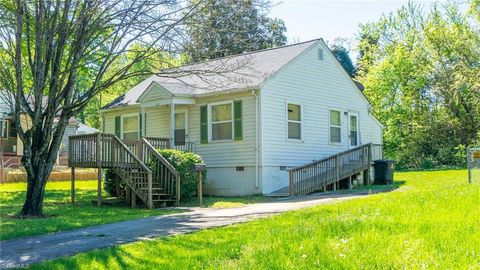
260,41,383,171
192,92,256,167
104,91,256,168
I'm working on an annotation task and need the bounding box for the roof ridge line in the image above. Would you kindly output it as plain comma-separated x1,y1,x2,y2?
160,38,322,72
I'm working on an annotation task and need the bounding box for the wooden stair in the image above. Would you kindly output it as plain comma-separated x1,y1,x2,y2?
69,133,180,209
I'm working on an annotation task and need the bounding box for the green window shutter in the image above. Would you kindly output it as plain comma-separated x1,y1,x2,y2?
234,100,243,140
139,112,143,138
0,120,3,137
114,116,121,137
200,105,208,144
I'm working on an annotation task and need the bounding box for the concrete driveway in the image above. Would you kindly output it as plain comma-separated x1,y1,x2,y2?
0,192,373,268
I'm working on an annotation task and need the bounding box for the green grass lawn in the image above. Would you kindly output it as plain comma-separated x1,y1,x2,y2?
30,169,480,269
0,181,272,241
0,181,180,241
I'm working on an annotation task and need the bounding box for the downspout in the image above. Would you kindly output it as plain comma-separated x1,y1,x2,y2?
252,90,259,189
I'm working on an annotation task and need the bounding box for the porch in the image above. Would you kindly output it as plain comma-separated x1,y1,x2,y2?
68,133,189,209
110,83,197,151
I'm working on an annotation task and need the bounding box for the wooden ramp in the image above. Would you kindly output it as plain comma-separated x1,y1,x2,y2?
268,144,382,197
69,133,180,209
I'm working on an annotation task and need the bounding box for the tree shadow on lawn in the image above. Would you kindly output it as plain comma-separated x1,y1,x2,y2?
0,189,178,241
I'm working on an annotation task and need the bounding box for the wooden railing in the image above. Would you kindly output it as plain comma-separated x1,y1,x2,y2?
69,133,101,168
141,138,180,204
371,144,383,161
144,137,194,152
288,143,373,196
69,133,153,209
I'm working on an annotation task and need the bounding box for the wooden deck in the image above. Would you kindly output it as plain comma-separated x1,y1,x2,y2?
69,133,183,209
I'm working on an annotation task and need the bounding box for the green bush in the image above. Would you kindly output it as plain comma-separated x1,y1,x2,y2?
151,149,205,201
104,169,126,198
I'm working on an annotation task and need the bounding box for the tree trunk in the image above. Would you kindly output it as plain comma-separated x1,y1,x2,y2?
20,175,48,217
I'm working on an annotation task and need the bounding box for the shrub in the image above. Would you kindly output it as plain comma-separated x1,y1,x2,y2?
152,149,205,201
104,169,126,198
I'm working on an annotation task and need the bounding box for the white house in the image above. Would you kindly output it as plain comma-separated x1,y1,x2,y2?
100,39,383,196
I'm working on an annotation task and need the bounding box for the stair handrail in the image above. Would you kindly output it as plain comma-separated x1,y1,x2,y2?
288,143,373,196
112,135,153,209
288,143,373,172
142,138,181,204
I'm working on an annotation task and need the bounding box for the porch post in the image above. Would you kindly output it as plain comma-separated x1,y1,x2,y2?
170,103,175,148
141,107,146,137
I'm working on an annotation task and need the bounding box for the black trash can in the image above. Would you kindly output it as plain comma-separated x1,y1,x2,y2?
374,160,396,185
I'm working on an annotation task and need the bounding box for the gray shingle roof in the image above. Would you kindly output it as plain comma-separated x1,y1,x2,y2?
103,39,319,110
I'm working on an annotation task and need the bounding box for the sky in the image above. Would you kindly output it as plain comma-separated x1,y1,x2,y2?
270,0,437,44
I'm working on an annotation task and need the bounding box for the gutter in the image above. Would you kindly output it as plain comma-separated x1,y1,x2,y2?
252,90,260,189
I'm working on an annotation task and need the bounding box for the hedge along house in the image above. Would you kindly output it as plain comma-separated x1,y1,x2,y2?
99,39,383,197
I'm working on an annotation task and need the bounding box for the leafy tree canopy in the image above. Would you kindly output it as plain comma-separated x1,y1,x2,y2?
357,1,480,169
184,0,287,62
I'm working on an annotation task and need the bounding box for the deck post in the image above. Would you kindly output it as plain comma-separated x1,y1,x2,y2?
198,171,203,207
176,175,181,205
131,190,136,208
147,173,153,210
71,167,75,204
115,174,120,198
289,171,294,196
96,133,102,207
365,144,372,185
348,176,352,190
335,155,340,192
126,186,131,202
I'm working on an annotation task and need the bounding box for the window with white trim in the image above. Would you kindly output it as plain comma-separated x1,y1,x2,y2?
287,103,302,140
122,115,139,141
210,102,233,141
330,110,342,143
349,114,359,146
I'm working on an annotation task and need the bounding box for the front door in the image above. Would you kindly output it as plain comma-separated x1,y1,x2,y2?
349,113,359,147
174,111,187,145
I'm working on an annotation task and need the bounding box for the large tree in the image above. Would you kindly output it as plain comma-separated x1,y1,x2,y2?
184,0,287,62
0,0,209,217
357,1,480,169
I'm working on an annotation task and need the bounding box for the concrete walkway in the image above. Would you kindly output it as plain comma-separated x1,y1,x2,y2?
0,192,373,268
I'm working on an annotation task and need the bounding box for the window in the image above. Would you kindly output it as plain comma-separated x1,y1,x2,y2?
287,103,302,140
210,102,233,141
349,114,358,146
330,110,341,143
122,115,139,141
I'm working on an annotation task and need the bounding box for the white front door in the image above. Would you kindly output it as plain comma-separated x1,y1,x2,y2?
349,113,359,147
174,110,188,145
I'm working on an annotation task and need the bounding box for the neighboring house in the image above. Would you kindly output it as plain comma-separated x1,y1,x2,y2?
100,39,383,196
0,94,91,167
77,123,98,135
